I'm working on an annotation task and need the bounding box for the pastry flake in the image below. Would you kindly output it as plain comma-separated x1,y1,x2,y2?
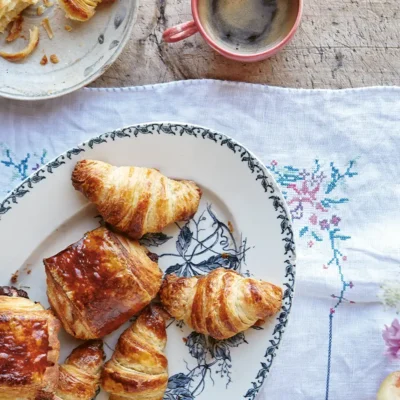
44,227,163,339
0,25,39,61
6,14,23,42
160,268,283,340
41,16,53,39
72,160,202,239
101,304,169,399
0,287,61,399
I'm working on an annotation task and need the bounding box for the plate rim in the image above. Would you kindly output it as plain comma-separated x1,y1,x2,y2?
0,121,296,399
0,1,138,101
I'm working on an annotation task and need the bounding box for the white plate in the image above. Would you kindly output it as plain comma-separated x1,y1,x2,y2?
0,123,296,400
0,0,137,100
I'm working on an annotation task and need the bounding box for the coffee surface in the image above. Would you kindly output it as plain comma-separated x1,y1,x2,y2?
199,0,291,54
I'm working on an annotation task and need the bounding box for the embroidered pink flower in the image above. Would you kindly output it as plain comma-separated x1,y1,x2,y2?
383,319,400,359
308,240,314,248
343,256,347,261
271,160,278,166
349,281,354,288
331,215,341,226
319,219,330,230
309,214,318,225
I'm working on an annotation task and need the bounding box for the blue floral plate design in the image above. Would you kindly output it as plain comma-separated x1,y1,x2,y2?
0,123,296,399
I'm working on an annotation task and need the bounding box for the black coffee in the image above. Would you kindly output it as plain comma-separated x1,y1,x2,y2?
199,0,289,54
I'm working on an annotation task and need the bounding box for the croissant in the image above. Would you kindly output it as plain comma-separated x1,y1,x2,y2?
101,304,169,400
44,226,162,339
58,0,102,21
56,340,105,400
160,268,283,340
0,287,61,399
72,160,202,239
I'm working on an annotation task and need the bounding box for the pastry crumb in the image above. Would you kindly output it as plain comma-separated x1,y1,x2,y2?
40,55,48,65
228,221,234,233
0,26,40,62
11,270,19,284
182,337,188,343
37,5,45,15
41,17,53,39
50,54,59,64
27,270,32,275
43,0,54,6
6,16,23,42
64,24,73,32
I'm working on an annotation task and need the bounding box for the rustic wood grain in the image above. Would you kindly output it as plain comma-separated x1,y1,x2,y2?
91,0,400,89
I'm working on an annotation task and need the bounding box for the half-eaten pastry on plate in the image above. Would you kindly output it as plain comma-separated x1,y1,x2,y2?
0,0,38,33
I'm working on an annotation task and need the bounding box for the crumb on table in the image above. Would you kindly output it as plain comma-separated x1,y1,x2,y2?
40,55,48,65
65,25,73,32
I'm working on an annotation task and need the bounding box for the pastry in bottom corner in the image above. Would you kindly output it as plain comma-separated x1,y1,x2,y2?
56,340,105,400
0,0,38,33
101,304,169,400
0,286,61,400
160,267,283,340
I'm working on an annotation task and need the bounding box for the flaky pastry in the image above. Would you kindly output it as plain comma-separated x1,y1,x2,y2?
102,304,169,400
0,287,61,399
72,160,202,239
44,226,163,339
56,340,105,400
160,268,283,340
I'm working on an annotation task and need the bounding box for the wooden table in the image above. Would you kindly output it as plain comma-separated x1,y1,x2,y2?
91,0,400,89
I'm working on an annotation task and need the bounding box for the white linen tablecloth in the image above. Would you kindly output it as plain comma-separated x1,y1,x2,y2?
1,80,399,400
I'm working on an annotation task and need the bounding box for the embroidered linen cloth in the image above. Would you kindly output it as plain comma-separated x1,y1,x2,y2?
0,80,399,400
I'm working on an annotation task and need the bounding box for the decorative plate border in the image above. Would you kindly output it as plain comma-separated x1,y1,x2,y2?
0,123,296,399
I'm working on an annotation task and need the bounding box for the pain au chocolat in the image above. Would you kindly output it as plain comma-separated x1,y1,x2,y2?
44,227,162,340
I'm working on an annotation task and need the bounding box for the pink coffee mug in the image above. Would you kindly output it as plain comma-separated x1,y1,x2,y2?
163,0,303,62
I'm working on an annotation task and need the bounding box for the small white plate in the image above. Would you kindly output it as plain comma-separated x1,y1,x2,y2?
0,0,137,100
0,123,296,399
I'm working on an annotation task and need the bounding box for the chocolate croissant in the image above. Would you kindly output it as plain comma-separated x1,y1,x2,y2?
101,304,168,400
160,268,283,340
0,287,61,399
72,160,202,239
44,226,162,339
56,340,105,400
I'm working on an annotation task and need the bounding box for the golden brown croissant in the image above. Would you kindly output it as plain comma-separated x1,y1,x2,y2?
56,340,105,400
44,226,162,339
101,304,169,400
0,287,61,400
72,160,202,239
160,268,283,340
58,0,101,22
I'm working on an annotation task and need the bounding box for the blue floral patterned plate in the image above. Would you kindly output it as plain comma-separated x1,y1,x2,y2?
0,123,296,399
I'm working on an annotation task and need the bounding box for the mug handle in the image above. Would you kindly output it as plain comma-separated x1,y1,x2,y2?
163,21,199,43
